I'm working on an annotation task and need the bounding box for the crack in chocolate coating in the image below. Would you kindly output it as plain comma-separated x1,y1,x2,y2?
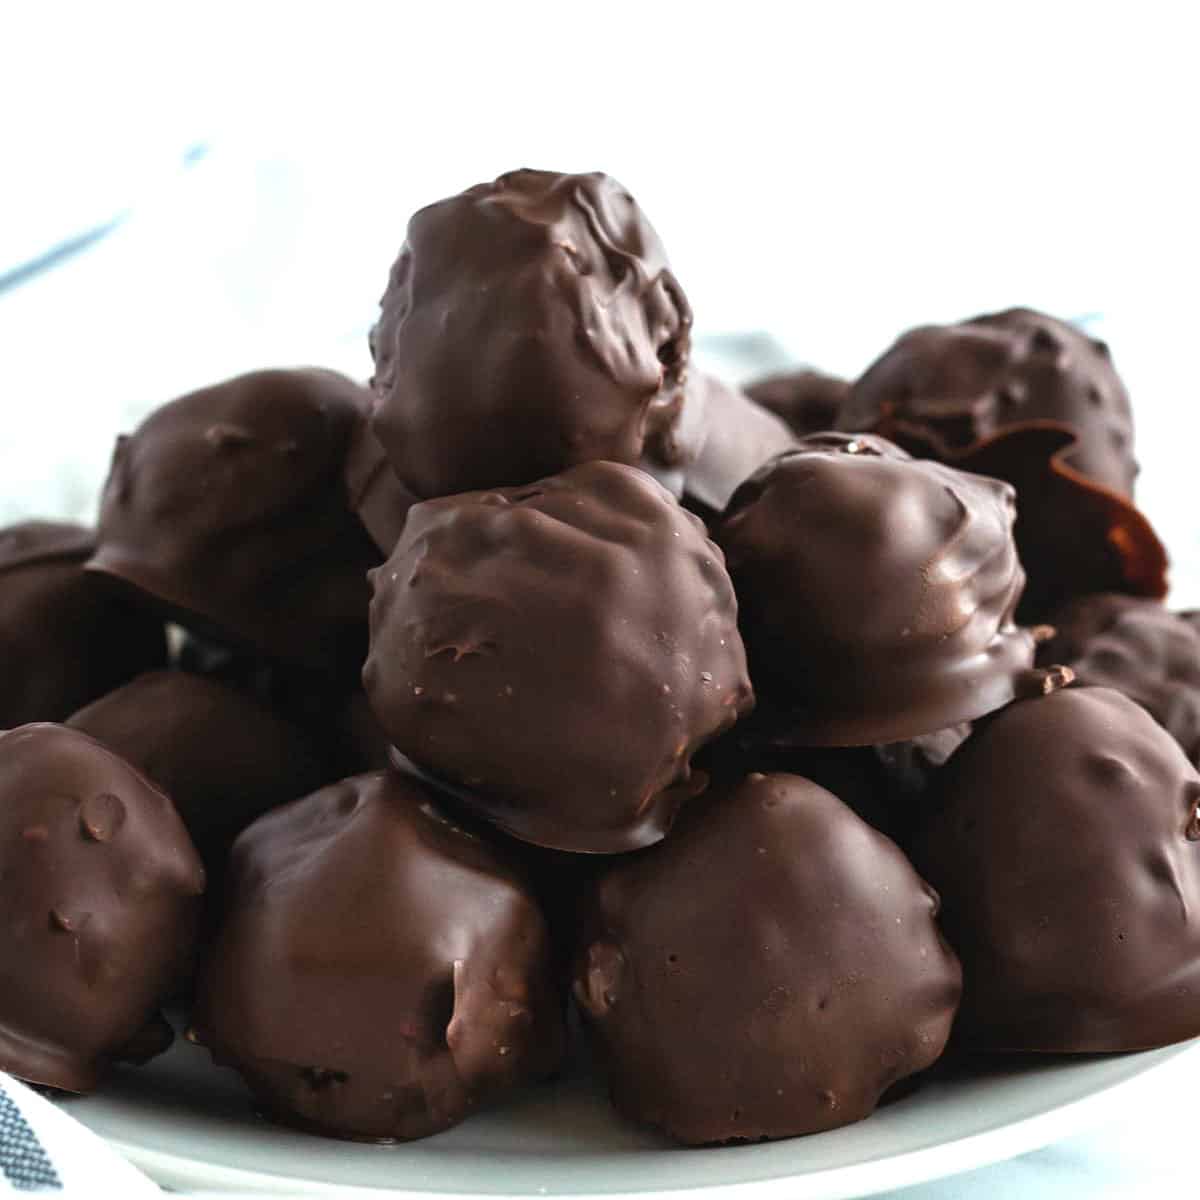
841,307,1137,494
193,771,564,1142
1038,595,1200,765
574,772,961,1144
364,462,752,853
87,370,382,679
716,433,1035,745
0,521,166,727
746,368,850,437
67,671,327,881
912,687,1200,1052
369,170,693,500
0,724,204,1092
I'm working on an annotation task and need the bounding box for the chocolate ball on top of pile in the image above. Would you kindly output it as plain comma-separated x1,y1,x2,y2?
3,166,1199,1152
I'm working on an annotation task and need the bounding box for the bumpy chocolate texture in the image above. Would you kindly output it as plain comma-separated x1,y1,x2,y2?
370,169,693,500
0,724,204,1091
913,687,1200,1052
716,434,1035,746
574,772,961,1144
364,461,752,853
840,307,1137,494
0,522,165,728
67,671,327,879
746,368,850,437
1038,596,1200,766
193,771,564,1142
87,369,382,679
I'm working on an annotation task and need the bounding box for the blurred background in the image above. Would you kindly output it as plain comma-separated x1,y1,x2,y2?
2,2,1198,592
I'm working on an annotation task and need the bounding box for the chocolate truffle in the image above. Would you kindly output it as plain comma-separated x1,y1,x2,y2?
67,671,327,879
370,169,693,501
1038,595,1200,765
0,724,204,1091
746,367,850,436
716,434,1036,745
0,521,165,728
912,686,1200,1052
841,307,1137,493
193,771,564,1142
364,461,752,853
932,425,1167,621
574,772,961,1144
87,369,382,680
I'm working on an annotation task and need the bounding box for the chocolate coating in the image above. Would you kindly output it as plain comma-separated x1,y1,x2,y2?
716,434,1036,745
344,410,418,554
67,671,327,879
0,724,204,1091
369,169,693,499
1038,596,1200,765
913,687,1200,1052
841,308,1137,493
746,368,850,437
364,461,752,853
0,522,165,728
927,425,1168,621
649,372,795,515
88,370,382,679
194,771,564,1142
574,772,961,1144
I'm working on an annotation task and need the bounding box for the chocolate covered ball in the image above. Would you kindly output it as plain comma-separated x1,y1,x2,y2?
364,461,752,853
67,671,327,879
716,434,1036,745
88,369,382,679
369,169,693,500
574,772,961,1144
746,368,850,437
193,771,564,1142
913,686,1200,1052
1038,596,1200,766
0,724,204,1091
841,307,1137,493
0,521,165,728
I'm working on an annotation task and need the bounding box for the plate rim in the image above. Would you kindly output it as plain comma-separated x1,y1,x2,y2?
91,1039,1200,1199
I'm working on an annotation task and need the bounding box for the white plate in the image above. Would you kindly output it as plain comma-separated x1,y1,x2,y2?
62,1026,1200,1198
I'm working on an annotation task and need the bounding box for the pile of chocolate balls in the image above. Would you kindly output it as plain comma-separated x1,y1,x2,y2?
2,169,1197,1149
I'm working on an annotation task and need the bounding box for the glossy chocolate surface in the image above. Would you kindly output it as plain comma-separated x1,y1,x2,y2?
67,671,326,877
364,461,751,853
88,369,382,679
716,434,1036,745
0,521,165,728
574,772,961,1144
841,307,1137,493
0,724,203,1091
913,686,1200,1052
370,170,693,500
1038,595,1200,765
194,771,564,1142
